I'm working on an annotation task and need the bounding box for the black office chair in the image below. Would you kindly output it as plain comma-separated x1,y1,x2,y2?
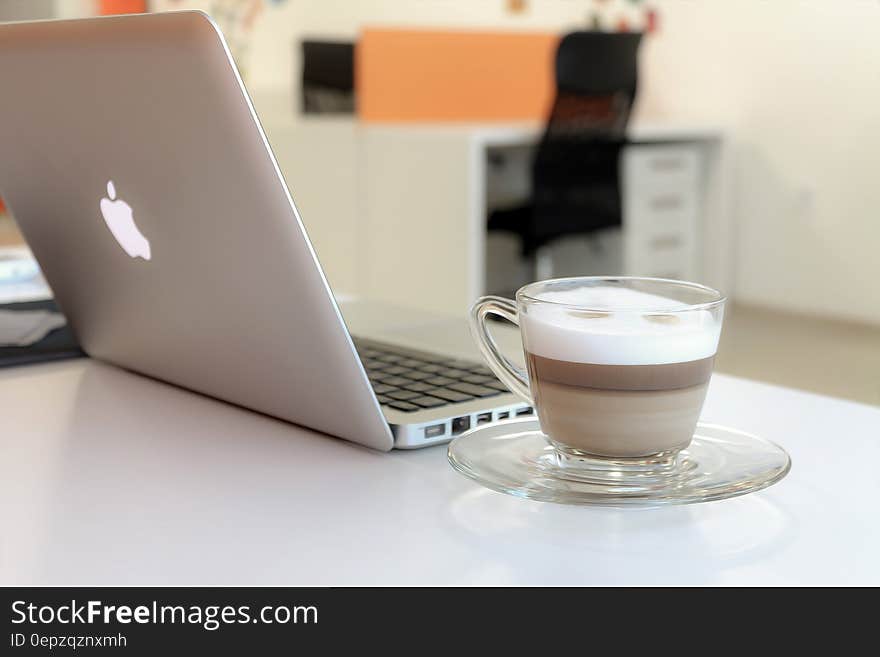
487,31,642,281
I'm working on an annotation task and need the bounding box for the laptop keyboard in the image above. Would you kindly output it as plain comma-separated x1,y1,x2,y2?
352,337,509,413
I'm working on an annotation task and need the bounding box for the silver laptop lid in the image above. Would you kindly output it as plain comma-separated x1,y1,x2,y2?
0,11,394,451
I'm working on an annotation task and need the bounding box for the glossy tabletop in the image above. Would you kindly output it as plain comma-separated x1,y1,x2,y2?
2,302,879,585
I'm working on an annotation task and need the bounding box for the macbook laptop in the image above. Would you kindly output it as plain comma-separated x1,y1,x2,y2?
0,11,530,450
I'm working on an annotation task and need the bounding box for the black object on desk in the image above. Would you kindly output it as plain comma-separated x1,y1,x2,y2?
0,299,85,369
301,40,356,114
488,31,642,264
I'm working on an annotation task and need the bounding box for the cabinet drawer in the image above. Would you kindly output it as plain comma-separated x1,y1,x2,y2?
625,189,699,238
628,231,696,258
625,243,698,280
623,144,701,193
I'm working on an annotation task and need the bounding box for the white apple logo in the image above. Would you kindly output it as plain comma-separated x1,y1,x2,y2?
99,180,151,260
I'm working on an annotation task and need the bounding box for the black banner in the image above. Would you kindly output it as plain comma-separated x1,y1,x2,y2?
4,589,334,652
0,586,839,653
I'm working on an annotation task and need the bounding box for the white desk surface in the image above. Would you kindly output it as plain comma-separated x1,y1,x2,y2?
356,121,724,148
2,302,878,586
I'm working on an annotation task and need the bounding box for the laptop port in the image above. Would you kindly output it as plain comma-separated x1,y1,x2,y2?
452,416,471,435
476,412,492,425
516,407,533,416
424,423,445,439
497,411,510,420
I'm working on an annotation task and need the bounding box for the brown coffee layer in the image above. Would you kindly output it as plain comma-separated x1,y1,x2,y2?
532,380,710,457
526,352,714,391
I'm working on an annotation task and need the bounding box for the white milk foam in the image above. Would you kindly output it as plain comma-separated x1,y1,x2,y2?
521,286,721,365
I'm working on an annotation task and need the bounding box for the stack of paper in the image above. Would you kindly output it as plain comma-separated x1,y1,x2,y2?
0,310,66,347
0,246,52,304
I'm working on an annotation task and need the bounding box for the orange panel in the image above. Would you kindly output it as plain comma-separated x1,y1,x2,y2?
357,29,559,123
98,0,147,15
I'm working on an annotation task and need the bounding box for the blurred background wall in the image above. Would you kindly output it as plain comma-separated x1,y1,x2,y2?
202,0,880,325
6,0,880,324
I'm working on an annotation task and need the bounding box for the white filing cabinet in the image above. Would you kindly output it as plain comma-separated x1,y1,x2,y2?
621,144,703,281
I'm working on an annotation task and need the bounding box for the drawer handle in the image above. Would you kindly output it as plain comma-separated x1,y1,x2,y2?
649,157,686,172
650,196,683,211
650,235,683,249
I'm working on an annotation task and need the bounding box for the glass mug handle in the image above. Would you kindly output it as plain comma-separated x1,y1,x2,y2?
469,296,533,405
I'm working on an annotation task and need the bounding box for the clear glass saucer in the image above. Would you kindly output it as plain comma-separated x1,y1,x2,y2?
447,418,791,507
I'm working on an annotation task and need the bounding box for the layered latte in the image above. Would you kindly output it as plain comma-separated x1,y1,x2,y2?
520,286,722,458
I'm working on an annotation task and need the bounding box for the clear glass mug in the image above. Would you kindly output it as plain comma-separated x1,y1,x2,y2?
469,277,726,462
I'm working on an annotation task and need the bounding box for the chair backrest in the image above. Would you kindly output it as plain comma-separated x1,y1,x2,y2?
545,31,642,137
529,31,642,246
